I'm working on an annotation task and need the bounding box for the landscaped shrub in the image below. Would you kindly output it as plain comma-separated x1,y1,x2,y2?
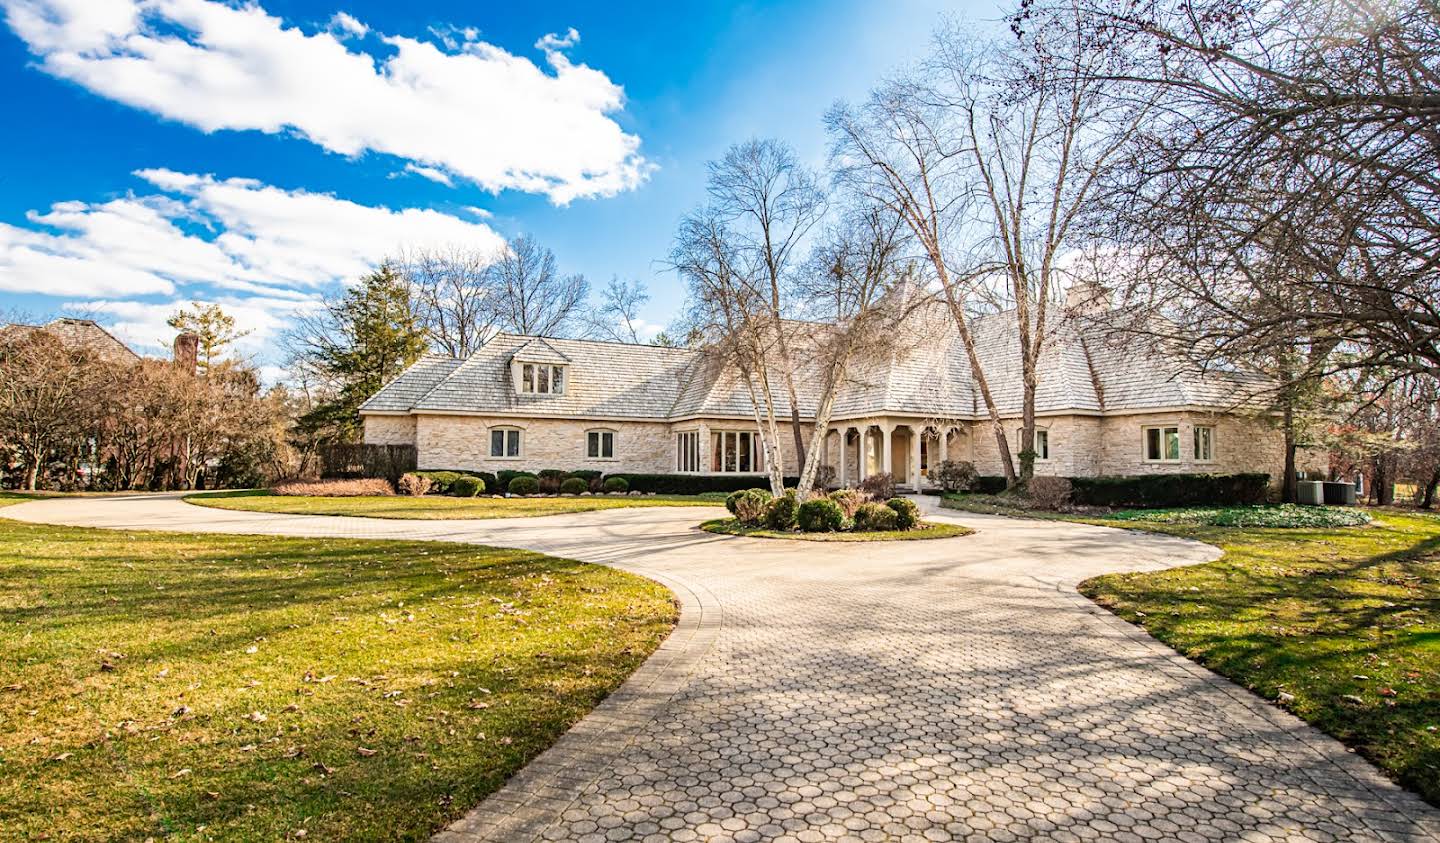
603,476,630,493
508,475,540,496
858,472,896,501
934,460,979,492
828,489,864,520
397,473,432,496
559,477,588,495
602,473,800,495
450,476,484,497
496,470,536,490
764,492,800,531
853,501,899,531
414,470,464,494
726,488,773,526
1069,473,1269,508
798,498,845,532
973,475,1009,494
1026,476,1073,511
568,470,603,483
536,469,567,494
273,478,394,497
885,497,920,529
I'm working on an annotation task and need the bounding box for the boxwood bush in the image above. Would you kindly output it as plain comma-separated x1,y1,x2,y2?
496,470,536,490
508,475,540,496
602,476,630,493
450,476,484,497
559,477,588,495
853,502,899,532
764,492,800,531
798,498,845,532
885,497,920,529
414,470,464,494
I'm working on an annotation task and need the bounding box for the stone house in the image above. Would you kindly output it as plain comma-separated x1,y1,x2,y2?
361,294,1322,491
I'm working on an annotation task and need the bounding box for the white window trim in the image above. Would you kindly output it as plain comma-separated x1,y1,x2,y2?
709,429,765,474
488,426,524,460
586,427,618,461
517,362,566,395
1016,426,1051,462
1193,424,1217,463
674,429,701,473
1142,424,1182,463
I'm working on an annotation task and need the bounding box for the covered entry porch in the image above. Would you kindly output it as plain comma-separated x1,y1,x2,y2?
822,419,970,491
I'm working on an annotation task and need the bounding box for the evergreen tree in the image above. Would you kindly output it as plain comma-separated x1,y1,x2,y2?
166,302,249,373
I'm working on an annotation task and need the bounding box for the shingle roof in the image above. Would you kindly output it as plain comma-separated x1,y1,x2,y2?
0,318,140,363
363,303,1275,422
359,355,463,412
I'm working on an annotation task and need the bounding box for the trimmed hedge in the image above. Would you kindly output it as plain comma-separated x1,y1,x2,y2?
973,475,1009,494
603,473,800,495
414,470,465,494
559,477,588,495
853,502,899,532
798,498,845,532
1069,472,1269,508
602,476,630,493
508,475,540,496
496,470,536,490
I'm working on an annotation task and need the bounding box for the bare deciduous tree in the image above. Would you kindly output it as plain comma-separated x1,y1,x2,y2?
707,139,827,467
400,246,495,357
488,234,590,337
590,277,652,344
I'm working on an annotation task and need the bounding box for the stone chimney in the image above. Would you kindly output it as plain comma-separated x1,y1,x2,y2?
1063,281,1112,317
173,332,199,375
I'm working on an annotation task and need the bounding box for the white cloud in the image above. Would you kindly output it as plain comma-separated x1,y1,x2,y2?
2,0,651,203
1,169,505,301
535,27,579,51
66,294,316,363
403,162,455,187
328,11,365,38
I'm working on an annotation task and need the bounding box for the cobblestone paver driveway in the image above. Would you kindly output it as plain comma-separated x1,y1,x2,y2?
6,494,1438,842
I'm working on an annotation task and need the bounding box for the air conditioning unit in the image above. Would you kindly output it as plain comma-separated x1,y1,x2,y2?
1296,480,1324,506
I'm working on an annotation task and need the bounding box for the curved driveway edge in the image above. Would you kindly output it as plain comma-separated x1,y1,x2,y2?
5,493,1439,843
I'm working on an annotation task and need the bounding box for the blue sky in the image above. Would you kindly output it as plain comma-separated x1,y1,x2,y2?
0,0,998,373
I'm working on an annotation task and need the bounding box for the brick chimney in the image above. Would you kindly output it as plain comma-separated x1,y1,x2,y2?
1063,281,1111,317
173,332,199,375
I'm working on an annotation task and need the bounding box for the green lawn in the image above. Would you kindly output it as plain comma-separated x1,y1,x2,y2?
0,518,676,841
700,517,973,541
1079,511,1440,807
187,489,727,520
0,491,34,508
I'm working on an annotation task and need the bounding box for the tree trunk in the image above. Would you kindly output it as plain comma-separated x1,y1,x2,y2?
1282,403,1297,504
26,454,42,492
790,407,806,473
1422,469,1439,509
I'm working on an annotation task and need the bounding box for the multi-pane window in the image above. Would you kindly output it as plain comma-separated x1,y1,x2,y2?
587,429,615,459
1193,425,1215,461
710,431,762,473
490,427,521,458
675,431,700,472
520,363,565,394
1144,425,1181,462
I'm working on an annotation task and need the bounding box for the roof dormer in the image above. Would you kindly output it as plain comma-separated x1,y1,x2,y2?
510,338,570,396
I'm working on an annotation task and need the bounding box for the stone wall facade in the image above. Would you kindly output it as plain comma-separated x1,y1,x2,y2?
364,408,1320,489
362,414,416,446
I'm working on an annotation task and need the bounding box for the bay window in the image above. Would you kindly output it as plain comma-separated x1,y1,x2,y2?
675,431,700,472
710,430,763,473
1144,425,1181,462
1194,425,1215,462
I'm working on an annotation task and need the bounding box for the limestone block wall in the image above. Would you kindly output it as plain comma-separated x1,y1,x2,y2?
414,415,674,474
362,415,416,446
1095,411,1287,481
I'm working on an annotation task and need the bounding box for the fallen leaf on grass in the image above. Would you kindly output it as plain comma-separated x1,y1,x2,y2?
356,746,378,757
312,762,334,775
169,768,191,779
49,752,73,762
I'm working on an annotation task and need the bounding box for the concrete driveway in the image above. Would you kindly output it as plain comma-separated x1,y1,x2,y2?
5,493,1438,842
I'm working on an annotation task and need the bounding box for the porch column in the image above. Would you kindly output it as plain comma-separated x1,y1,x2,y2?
881,422,895,477
857,427,869,482
837,428,849,487
911,428,923,491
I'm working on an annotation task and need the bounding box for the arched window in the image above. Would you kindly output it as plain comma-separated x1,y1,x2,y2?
586,428,616,460
489,427,522,458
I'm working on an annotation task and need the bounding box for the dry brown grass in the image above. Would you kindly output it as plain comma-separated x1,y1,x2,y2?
272,478,395,497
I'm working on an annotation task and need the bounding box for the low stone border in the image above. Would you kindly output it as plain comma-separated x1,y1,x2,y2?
432,567,724,843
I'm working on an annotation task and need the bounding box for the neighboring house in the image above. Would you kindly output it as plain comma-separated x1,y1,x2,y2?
361,291,1324,490
0,317,141,364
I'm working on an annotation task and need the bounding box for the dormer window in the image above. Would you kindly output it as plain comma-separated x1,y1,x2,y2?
520,362,565,395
